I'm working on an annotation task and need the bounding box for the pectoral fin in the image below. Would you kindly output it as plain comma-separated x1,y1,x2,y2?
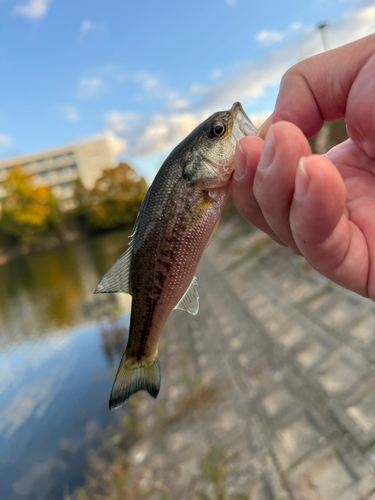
206,217,220,248
174,276,199,315
94,245,132,294
181,194,213,232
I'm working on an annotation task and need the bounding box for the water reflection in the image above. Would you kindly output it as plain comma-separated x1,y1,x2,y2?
0,228,133,500
0,229,132,350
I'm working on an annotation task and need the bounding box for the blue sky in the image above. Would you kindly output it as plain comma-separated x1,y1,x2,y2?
0,0,374,181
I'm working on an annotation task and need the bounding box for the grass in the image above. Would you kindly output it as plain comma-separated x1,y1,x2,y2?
195,446,248,500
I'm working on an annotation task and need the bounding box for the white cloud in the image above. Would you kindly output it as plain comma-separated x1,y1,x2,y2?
126,71,166,98
131,113,204,157
80,19,94,35
143,76,158,90
105,110,206,157
256,30,285,45
78,77,107,99
13,0,51,19
78,19,106,41
190,84,207,95
0,367,69,439
102,131,127,156
60,105,80,122
105,111,141,134
210,68,223,80
225,0,236,5
104,4,375,162
201,6,375,111
290,22,302,32
251,111,272,128
0,133,11,146
256,21,305,46
163,99,191,112
76,67,165,101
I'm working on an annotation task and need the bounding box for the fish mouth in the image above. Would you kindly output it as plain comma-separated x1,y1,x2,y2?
230,102,259,141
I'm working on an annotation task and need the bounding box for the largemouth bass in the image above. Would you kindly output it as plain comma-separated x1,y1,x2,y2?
95,102,258,409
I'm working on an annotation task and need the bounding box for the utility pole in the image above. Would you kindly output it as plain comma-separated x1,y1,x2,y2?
315,23,330,154
317,23,330,52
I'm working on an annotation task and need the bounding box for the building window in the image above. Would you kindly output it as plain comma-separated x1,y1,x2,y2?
52,155,63,165
59,182,74,196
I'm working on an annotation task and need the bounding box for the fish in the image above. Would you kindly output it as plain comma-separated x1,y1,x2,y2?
95,102,258,409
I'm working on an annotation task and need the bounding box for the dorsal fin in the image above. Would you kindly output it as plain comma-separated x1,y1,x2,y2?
174,277,199,315
130,189,150,238
94,244,132,294
94,190,151,295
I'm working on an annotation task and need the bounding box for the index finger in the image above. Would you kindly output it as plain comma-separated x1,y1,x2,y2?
259,34,375,140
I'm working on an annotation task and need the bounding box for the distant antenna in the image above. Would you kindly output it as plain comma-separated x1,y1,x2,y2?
317,23,330,52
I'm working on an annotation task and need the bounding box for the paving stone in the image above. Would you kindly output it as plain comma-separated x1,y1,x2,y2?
317,347,369,397
295,330,336,371
243,453,293,500
213,409,246,435
347,395,375,434
289,281,327,303
262,306,296,333
296,341,328,370
262,385,296,419
301,288,336,313
246,294,273,317
289,447,360,500
350,315,375,345
167,426,203,454
323,299,363,330
277,320,310,348
118,225,375,500
247,356,274,389
272,411,323,470
329,379,375,449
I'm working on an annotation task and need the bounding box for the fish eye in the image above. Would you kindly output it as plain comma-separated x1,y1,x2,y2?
209,123,226,138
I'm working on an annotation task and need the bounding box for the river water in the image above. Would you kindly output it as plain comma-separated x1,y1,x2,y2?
0,228,133,500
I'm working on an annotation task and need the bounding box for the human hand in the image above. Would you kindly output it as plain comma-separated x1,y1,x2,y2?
232,34,375,299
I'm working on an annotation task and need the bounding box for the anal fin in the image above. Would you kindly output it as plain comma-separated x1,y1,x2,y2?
174,276,199,315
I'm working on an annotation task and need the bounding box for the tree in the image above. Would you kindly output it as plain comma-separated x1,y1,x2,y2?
76,163,148,232
0,166,61,245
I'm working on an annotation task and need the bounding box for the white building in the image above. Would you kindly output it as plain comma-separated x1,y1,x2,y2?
0,136,125,210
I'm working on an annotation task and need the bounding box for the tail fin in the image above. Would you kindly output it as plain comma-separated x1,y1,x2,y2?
109,352,161,410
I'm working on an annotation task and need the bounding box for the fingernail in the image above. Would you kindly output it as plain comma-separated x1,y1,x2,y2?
258,125,276,170
294,157,310,200
234,140,246,181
